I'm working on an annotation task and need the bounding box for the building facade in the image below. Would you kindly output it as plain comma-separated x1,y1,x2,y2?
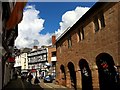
56,2,120,90
14,48,31,75
28,47,48,78
47,45,56,79
20,53,28,70
14,52,28,71
1,1,26,89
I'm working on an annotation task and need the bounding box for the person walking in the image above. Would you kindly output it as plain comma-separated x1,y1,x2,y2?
28,72,33,84
34,76,40,85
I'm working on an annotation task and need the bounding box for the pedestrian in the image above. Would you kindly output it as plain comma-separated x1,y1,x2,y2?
28,72,33,84
14,72,18,79
34,76,40,85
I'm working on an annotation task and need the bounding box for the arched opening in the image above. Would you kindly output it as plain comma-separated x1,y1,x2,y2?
79,59,93,90
60,64,66,86
96,53,119,90
68,62,77,89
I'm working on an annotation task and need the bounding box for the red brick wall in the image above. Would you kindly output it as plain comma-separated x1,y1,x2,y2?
52,35,56,45
48,46,56,63
56,2,120,89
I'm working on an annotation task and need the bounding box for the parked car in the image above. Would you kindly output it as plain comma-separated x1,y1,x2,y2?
44,75,53,83
21,72,28,80
51,73,56,80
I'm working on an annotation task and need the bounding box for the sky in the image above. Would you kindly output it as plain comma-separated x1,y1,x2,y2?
15,2,96,49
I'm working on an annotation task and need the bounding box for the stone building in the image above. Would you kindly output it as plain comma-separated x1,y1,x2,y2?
1,1,26,89
56,2,120,90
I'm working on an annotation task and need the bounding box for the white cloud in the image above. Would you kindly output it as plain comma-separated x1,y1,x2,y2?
15,5,52,48
55,6,90,38
15,5,90,49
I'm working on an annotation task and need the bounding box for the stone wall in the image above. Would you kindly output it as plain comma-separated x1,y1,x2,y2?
56,2,120,89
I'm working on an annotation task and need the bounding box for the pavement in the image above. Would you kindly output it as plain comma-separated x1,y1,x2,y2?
39,80,68,90
2,76,68,90
3,77,25,90
2,76,43,90
32,78,68,90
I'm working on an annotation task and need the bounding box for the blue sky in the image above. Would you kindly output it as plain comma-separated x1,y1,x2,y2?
27,2,96,34
15,2,96,48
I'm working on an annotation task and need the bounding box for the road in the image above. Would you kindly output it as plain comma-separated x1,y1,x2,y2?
2,77,43,90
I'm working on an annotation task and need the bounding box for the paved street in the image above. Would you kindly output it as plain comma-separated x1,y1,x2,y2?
2,77,68,90
39,79,68,90
3,77,43,90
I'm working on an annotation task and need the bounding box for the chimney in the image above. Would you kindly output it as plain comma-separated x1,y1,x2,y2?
52,35,56,45
33,46,38,50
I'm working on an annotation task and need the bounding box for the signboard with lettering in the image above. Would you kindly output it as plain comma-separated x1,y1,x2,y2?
8,57,15,63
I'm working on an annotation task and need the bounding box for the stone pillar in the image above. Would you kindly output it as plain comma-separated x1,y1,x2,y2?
66,70,71,88
76,69,82,89
91,66,100,89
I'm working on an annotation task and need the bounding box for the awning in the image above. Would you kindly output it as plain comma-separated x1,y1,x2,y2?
6,1,27,30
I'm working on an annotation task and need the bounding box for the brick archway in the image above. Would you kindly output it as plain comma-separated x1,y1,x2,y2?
60,64,66,86
96,53,119,90
79,59,93,90
68,62,77,89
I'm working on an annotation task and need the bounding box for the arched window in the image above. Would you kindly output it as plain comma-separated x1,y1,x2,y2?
96,53,119,90
68,62,76,89
79,59,93,90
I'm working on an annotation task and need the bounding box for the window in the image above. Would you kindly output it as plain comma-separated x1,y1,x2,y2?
80,27,84,40
24,58,26,63
99,14,105,28
77,27,84,42
52,51,56,57
68,35,72,48
77,31,80,42
94,17,99,32
94,13,105,32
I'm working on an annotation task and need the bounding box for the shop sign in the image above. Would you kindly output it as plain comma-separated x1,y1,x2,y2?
8,57,15,63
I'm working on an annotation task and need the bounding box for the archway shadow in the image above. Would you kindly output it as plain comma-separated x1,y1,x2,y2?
60,64,66,86
68,62,77,90
79,59,93,90
96,53,119,90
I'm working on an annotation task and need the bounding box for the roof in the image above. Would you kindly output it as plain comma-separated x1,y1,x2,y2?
56,2,107,43
21,48,32,53
56,27,71,42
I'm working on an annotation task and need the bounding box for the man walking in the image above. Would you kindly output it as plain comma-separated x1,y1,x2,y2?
28,72,33,84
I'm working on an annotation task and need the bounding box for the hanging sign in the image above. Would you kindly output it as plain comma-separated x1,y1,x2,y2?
8,57,15,63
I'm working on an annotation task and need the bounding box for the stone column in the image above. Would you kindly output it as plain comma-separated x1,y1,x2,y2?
91,66,100,89
76,68,82,89
66,70,71,88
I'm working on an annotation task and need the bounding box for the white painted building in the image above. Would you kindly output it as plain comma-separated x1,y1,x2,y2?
14,55,21,68
20,53,28,70
14,52,28,71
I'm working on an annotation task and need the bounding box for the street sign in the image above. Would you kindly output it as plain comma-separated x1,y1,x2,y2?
8,57,15,63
